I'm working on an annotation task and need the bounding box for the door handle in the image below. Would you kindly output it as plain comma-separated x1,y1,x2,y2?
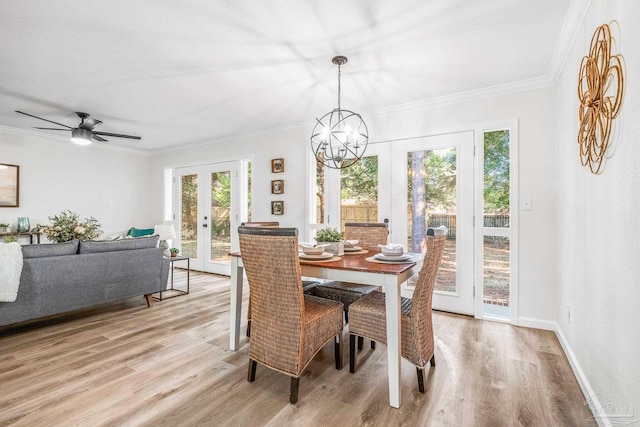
202,224,208,228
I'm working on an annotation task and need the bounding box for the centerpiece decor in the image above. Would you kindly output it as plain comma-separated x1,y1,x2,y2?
38,210,102,243
314,226,344,256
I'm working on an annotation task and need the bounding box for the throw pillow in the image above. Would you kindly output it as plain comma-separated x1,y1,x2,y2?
78,235,159,254
22,240,80,258
127,227,155,238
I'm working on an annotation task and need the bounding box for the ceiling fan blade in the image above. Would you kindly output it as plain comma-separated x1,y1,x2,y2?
93,131,141,140
34,127,70,131
15,111,74,129
92,134,108,142
79,118,102,130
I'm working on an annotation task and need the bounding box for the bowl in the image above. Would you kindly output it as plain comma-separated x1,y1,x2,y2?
380,244,404,256
302,245,325,255
344,240,359,248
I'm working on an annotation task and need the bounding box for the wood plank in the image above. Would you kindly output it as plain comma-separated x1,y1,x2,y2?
0,271,595,426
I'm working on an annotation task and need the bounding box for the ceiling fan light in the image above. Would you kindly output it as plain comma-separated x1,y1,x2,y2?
71,128,92,145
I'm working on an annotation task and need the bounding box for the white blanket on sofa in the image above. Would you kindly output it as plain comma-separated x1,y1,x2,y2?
0,242,23,302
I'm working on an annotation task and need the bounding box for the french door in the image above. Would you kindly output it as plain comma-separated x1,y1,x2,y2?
316,131,475,315
390,132,475,315
174,162,240,275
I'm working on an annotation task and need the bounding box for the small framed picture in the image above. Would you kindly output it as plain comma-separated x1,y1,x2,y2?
271,158,284,173
271,201,284,215
0,163,19,207
271,179,284,194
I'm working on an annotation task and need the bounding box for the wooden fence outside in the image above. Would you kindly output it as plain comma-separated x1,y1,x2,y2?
335,205,510,239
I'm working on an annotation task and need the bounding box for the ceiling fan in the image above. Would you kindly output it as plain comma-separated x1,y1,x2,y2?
15,111,141,145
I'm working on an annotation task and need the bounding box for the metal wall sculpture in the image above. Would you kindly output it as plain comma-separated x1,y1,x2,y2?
577,23,625,174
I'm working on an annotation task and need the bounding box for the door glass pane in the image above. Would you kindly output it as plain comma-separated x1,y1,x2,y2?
483,236,510,319
484,130,510,226
181,174,198,259
247,161,252,222
340,155,378,231
315,155,325,224
210,171,231,262
407,148,457,292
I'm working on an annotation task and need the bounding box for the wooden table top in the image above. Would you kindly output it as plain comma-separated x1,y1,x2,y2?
230,250,423,276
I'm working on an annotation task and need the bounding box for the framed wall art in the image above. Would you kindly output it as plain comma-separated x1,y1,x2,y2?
271,179,284,194
271,158,284,173
271,201,284,215
0,163,19,207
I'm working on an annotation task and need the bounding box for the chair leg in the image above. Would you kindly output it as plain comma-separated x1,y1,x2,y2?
357,336,364,351
430,354,436,367
248,359,257,382
349,335,357,373
246,319,251,337
334,335,342,370
417,367,425,393
344,310,349,324
290,377,300,404
371,341,376,350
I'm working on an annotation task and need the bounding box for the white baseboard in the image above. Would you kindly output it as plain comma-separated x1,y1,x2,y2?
516,316,556,331
554,324,611,427
518,316,610,427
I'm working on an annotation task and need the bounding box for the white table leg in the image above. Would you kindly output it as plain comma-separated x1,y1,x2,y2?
229,257,244,351
384,275,402,408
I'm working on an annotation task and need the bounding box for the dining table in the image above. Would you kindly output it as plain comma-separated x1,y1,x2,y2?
229,249,423,409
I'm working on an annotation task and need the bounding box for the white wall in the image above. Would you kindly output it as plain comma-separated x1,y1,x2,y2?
0,129,151,237
555,0,640,421
149,87,558,324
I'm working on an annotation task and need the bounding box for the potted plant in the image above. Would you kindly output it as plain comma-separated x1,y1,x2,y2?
169,247,180,258
0,223,10,233
314,227,344,256
3,234,17,243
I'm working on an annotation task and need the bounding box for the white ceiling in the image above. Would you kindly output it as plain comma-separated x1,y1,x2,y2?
0,0,575,152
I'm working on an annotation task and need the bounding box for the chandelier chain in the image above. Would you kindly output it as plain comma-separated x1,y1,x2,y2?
337,63,341,111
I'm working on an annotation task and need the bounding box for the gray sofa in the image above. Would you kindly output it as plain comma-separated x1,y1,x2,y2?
0,236,170,327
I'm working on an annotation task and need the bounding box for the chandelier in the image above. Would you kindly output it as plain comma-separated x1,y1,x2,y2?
311,56,368,169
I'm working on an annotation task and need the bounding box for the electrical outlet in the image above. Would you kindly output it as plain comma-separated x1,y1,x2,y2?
567,305,571,324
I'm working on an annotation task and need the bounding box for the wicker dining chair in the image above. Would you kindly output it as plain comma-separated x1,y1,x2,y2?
348,235,446,393
309,222,389,324
238,226,344,404
241,222,320,337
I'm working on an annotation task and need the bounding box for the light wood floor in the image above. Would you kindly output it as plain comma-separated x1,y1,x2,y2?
0,271,594,427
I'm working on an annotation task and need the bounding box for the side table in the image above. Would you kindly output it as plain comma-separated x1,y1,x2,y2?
154,255,190,301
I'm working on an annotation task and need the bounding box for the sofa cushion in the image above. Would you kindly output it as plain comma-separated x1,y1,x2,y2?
21,240,80,258
127,227,155,238
79,235,159,254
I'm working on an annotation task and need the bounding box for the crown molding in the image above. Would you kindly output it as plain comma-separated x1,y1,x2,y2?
150,75,558,156
365,75,556,118
148,120,315,156
547,0,593,84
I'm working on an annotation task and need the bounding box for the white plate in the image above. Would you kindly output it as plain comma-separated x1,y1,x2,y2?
299,252,334,260
343,246,363,252
374,253,412,261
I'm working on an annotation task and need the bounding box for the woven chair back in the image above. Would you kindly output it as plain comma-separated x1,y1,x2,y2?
240,221,280,227
344,222,389,250
407,235,446,364
238,226,305,375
